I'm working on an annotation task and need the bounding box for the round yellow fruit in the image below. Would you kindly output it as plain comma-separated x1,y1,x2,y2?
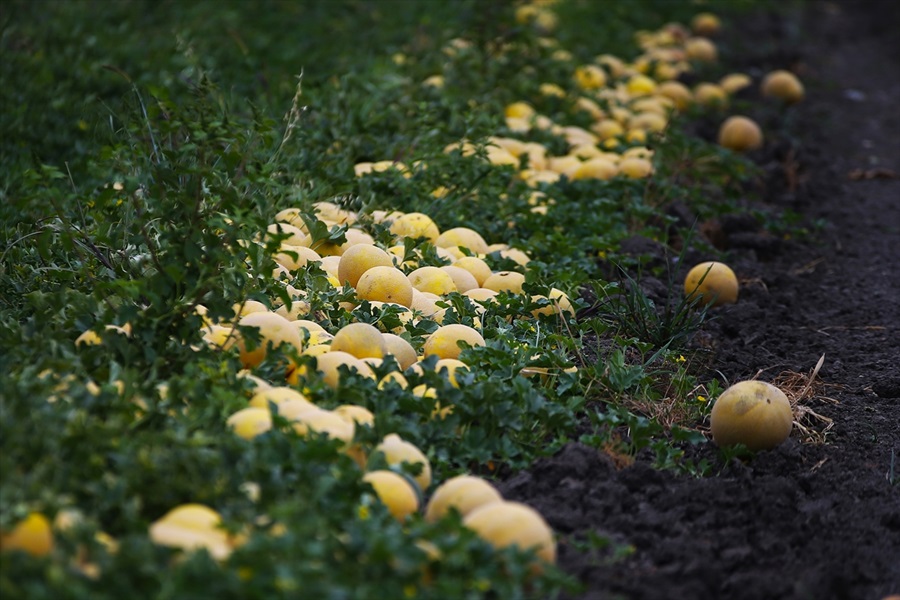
684,261,739,307
227,407,273,440
691,12,721,36
313,201,356,225
548,155,582,178
573,157,619,181
389,212,440,243
382,333,418,370
237,370,273,393
356,266,414,308
499,247,531,267
274,397,320,422
619,157,654,179
273,245,322,272
330,322,387,359
658,81,693,111
531,288,575,317
425,475,504,523
372,433,432,491
202,325,238,350
367,301,415,334
334,404,375,427
761,70,804,104
463,287,499,306
423,324,486,360
710,380,793,451
1,513,54,557
289,408,355,447
482,271,526,294
629,111,668,133
338,244,394,288
574,64,607,90
440,266,479,293
433,358,469,388
592,118,625,140
505,101,536,120
626,74,657,96
232,300,269,318
685,37,718,62
408,266,457,296
539,82,566,98
292,320,327,341
236,311,303,369
410,290,445,323
489,136,527,157
720,73,753,95
377,370,409,391
362,470,420,521
694,83,728,108
266,222,308,247
293,351,376,389
435,227,490,255
718,116,763,152
520,142,548,170
463,501,556,566
273,296,311,321
148,504,231,560
75,324,131,347
248,386,312,409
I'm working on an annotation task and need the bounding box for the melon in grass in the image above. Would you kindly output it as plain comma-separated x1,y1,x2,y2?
684,261,739,307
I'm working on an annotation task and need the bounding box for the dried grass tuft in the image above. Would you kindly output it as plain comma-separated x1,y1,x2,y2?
767,354,839,444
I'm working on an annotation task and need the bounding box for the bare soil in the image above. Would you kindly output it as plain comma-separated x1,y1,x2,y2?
501,2,900,598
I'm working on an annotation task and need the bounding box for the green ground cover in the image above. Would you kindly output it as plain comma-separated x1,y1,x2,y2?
2,1,768,597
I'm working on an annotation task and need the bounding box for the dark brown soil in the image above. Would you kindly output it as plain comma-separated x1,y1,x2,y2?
501,3,900,599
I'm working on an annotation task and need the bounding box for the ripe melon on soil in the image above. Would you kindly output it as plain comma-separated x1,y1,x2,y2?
761,69,805,104
710,380,793,451
684,261,739,307
718,116,763,152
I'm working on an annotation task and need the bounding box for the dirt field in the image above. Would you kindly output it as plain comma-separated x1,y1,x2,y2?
501,3,900,598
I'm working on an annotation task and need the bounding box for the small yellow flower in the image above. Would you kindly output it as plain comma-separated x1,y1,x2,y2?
357,505,370,520
697,395,707,403
676,355,686,363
